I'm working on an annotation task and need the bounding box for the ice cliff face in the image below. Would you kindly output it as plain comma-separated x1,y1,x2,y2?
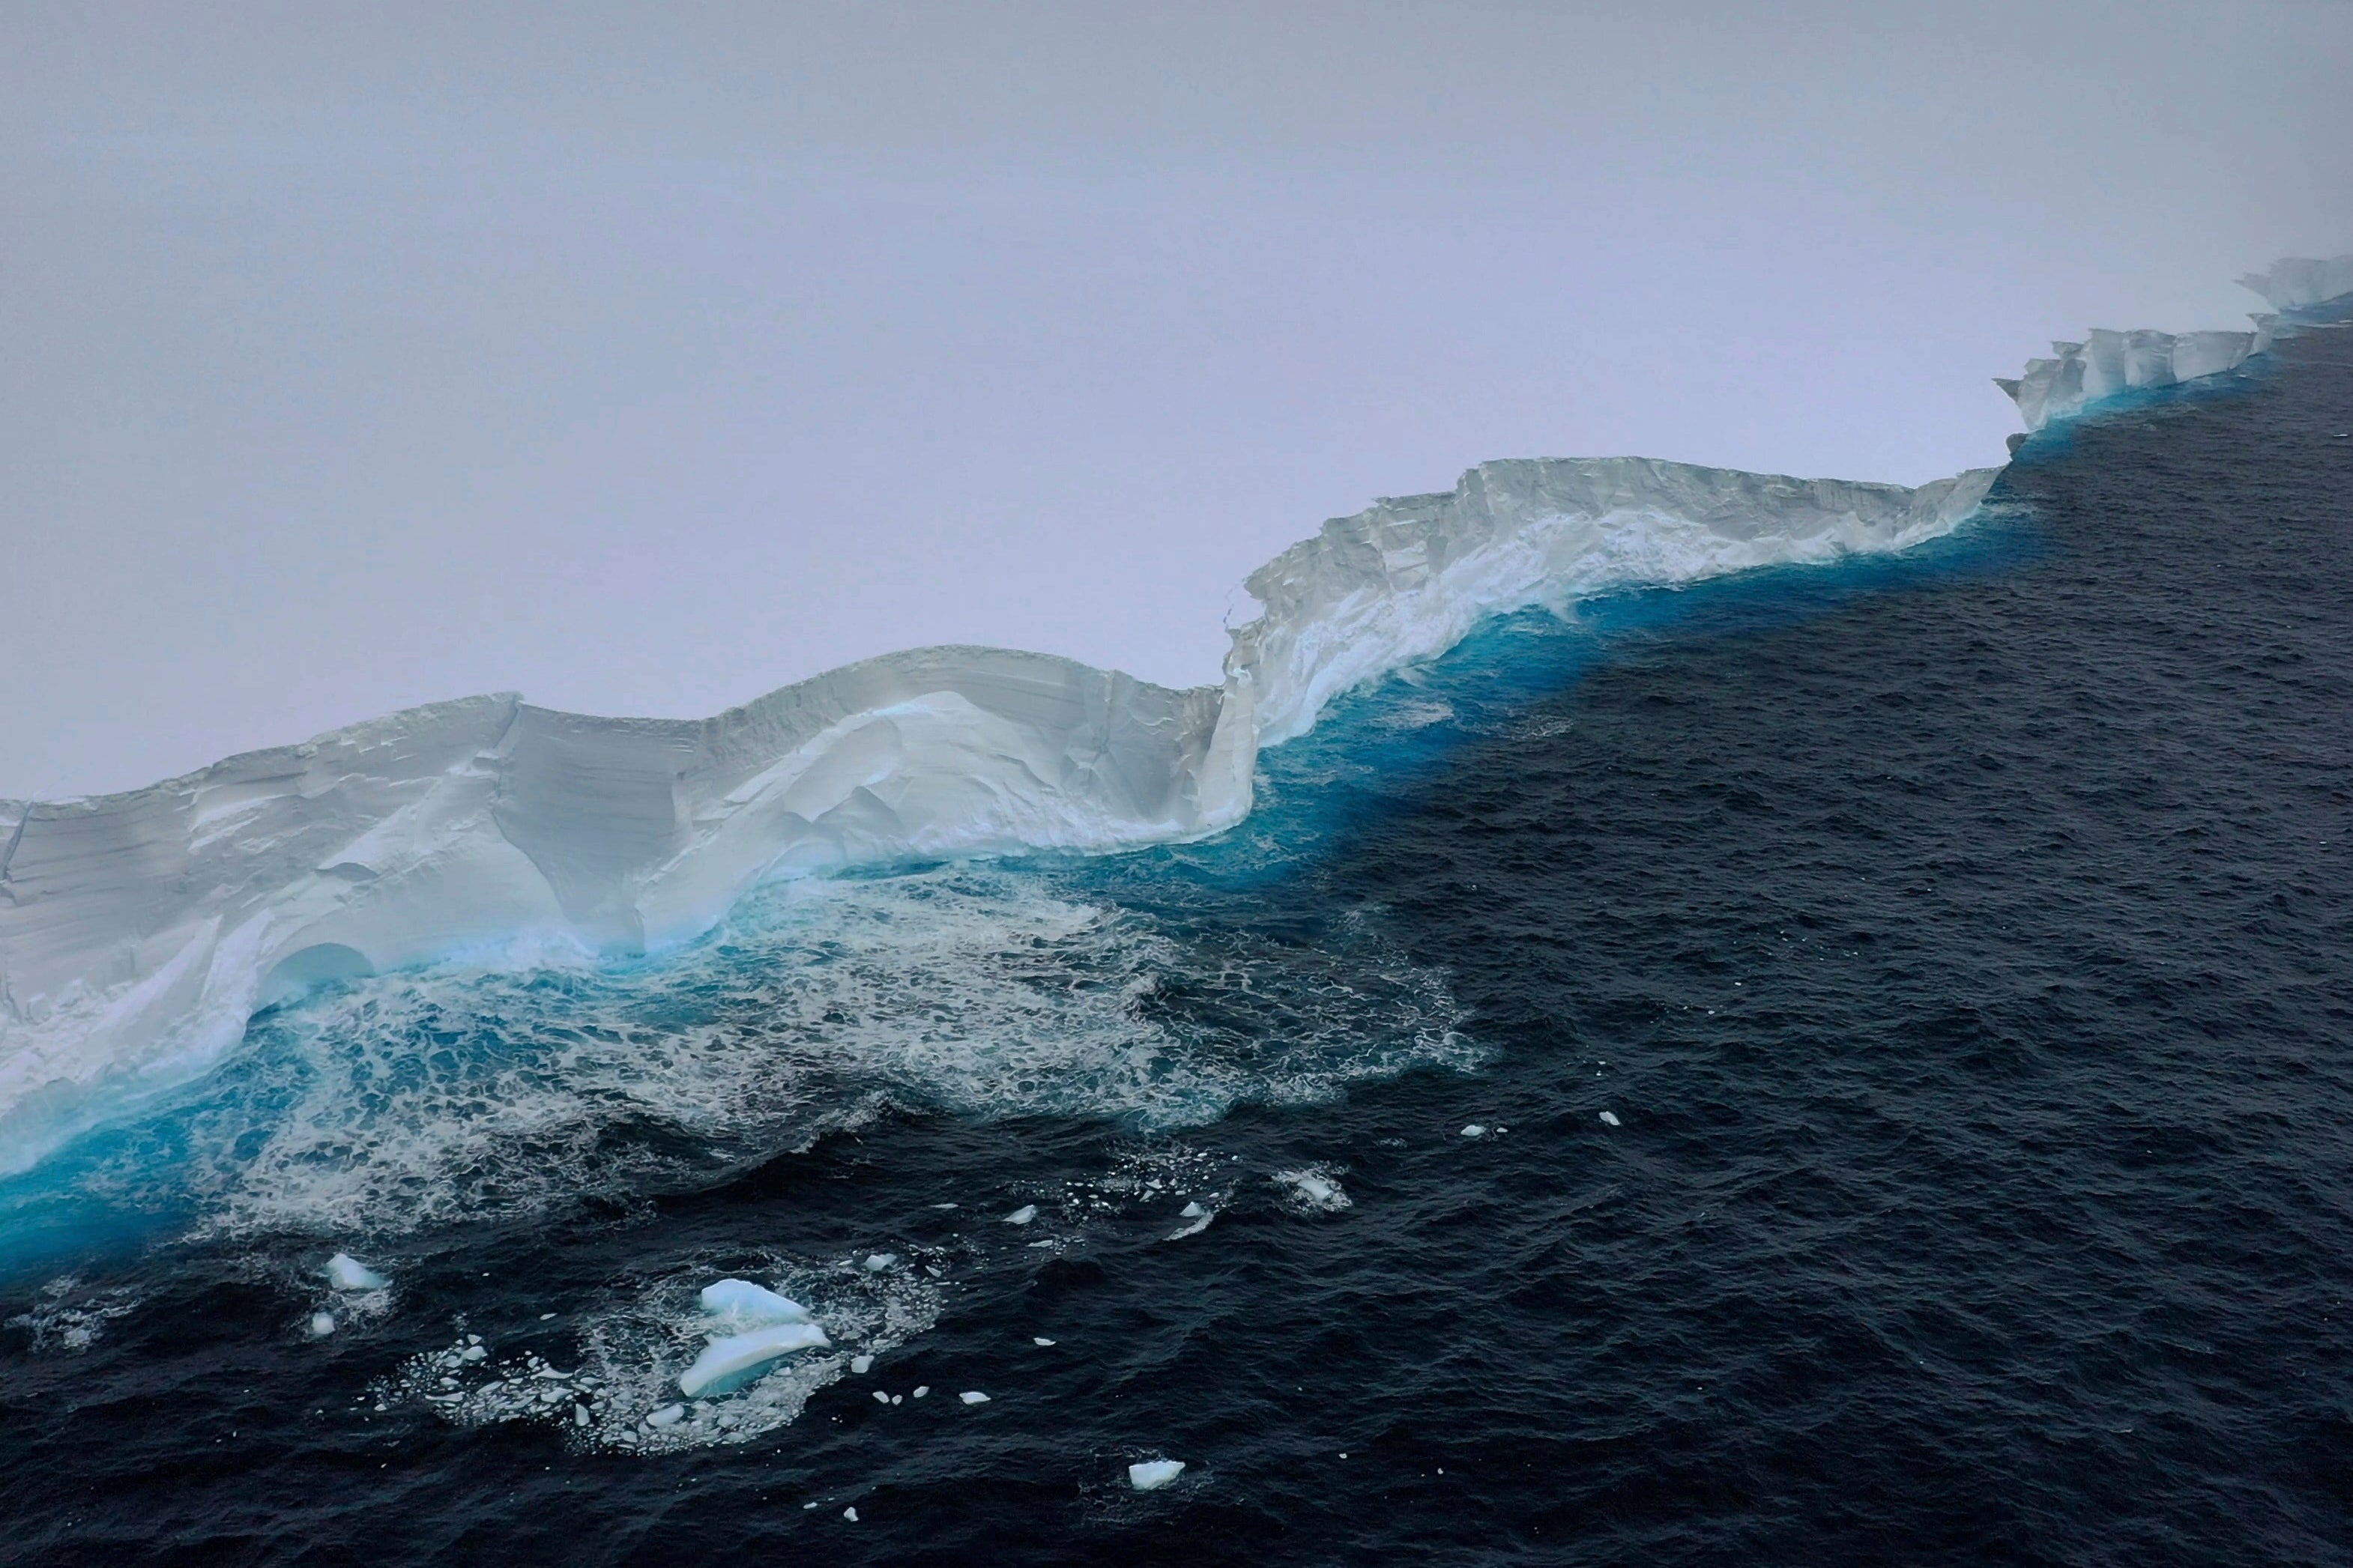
0,650,1248,1168
0,458,1995,1168
1228,458,1999,746
1994,253,2352,435
2239,255,2353,313
7,253,2344,1171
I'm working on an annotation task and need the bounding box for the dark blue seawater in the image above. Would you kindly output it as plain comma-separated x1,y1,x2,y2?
4,312,2352,1565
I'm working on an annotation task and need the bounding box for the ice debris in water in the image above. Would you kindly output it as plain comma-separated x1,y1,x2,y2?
309,1312,336,1337
647,1405,685,1428
1273,1166,1352,1213
1034,1337,1057,1347
1180,1201,1205,1218
1004,1205,1038,1226
1129,1459,1187,1491
960,1390,991,1405
913,1385,930,1399
1461,1124,1487,1138
698,1279,811,1328
324,1253,388,1291
851,1354,874,1374
1599,1111,1621,1127
678,1322,831,1399
863,1253,898,1272
843,1507,860,1523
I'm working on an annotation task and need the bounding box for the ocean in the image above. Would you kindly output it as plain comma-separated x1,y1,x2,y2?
4,308,2351,1565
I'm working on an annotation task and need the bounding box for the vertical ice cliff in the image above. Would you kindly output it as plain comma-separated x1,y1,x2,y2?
2238,255,2353,312
10,252,2346,1172
0,652,1248,1169
1995,253,2353,435
1224,458,1999,745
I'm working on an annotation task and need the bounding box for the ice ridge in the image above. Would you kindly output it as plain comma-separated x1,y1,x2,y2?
1993,252,2352,435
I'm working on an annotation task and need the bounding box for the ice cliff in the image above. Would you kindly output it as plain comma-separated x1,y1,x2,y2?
1995,252,2352,434
4,253,2346,1172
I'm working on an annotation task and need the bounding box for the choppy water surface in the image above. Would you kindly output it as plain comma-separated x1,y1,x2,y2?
5,316,2353,1564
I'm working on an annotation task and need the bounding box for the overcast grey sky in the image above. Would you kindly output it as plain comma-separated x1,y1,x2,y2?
5,1,2350,799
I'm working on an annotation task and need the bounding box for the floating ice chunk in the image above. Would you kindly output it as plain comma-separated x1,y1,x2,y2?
1598,1111,1621,1127
843,1507,859,1522
912,1385,930,1399
1461,1124,1486,1138
1179,1201,1205,1218
677,1321,831,1398
1004,1205,1038,1226
1034,1337,1057,1346
872,1390,890,1404
309,1312,336,1337
863,1253,898,1272
1165,1209,1214,1240
1129,1459,1187,1491
324,1253,388,1291
892,1394,903,1405
698,1279,812,1327
959,1390,991,1405
646,1404,686,1428
851,1354,874,1374
460,1344,486,1361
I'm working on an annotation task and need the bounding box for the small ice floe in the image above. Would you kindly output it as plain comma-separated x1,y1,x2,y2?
309,1312,337,1337
912,1385,930,1399
646,1404,686,1428
1004,1205,1038,1226
677,1322,831,1398
698,1279,811,1328
1461,1124,1486,1138
1272,1167,1352,1213
863,1253,898,1272
959,1390,991,1405
324,1253,388,1291
1598,1111,1621,1127
842,1507,859,1522
1033,1337,1057,1347
851,1354,874,1374
1129,1459,1186,1491
1180,1201,1206,1218
1165,1205,1214,1241
872,1390,890,1405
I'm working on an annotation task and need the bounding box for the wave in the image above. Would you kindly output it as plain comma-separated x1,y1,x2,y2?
2,254,2345,1172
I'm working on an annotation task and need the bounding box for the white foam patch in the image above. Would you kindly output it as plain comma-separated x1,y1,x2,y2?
1272,1164,1353,1214
4,1274,139,1352
145,866,1468,1238
378,1248,943,1453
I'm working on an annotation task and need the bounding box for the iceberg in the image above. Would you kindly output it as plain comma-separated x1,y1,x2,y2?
677,1321,831,1398
22,254,2348,1171
324,1253,388,1291
697,1279,810,1328
2238,254,2353,313
1129,1459,1187,1491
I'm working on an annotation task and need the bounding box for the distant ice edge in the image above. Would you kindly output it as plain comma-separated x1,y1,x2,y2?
1,252,2346,1172
1993,252,2353,435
